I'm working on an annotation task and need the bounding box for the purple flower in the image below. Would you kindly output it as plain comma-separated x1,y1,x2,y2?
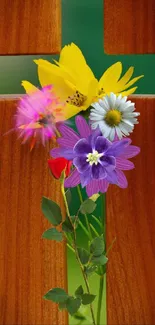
15,86,65,149
50,116,140,196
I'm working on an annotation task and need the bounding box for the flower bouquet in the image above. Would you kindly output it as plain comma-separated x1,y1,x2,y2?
14,43,143,325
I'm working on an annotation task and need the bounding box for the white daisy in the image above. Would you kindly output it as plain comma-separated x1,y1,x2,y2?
89,92,140,141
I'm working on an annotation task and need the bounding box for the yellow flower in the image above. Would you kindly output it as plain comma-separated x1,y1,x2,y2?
34,43,98,119
22,43,143,120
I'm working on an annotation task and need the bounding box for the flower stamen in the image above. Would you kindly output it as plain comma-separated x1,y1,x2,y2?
66,91,87,107
86,150,103,166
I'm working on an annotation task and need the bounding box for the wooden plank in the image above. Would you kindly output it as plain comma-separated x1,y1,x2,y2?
0,99,67,324
104,0,155,54
0,0,61,55
107,97,155,324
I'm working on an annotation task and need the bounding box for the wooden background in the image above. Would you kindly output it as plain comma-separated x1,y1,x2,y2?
107,97,155,324
104,0,155,54
0,0,155,324
0,99,67,324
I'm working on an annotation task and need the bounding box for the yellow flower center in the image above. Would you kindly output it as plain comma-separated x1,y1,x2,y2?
105,109,122,127
66,91,87,107
86,150,103,166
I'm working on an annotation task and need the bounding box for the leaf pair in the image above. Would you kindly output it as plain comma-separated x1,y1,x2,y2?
75,285,96,305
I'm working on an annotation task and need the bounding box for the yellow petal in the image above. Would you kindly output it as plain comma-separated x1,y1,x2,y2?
99,62,122,93
35,61,75,100
34,59,68,80
21,81,38,93
59,43,95,82
63,103,82,120
83,78,98,109
117,75,144,92
119,86,137,96
113,67,134,92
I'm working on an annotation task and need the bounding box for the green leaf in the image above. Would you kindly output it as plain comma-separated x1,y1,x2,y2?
75,285,84,298
95,265,107,276
80,199,96,214
84,265,97,276
42,228,63,241
62,217,74,233
42,197,62,226
91,254,108,266
43,288,68,303
82,294,96,305
66,297,81,315
90,236,105,257
59,301,67,310
65,189,72,206
77,247,90,265
73,311,86,320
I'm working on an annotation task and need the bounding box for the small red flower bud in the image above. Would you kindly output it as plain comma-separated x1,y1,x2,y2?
48,158,72,179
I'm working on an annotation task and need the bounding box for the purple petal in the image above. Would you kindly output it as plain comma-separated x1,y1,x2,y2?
80,168,92,187
105,138,131,157
73,156,89,173
100,155,116,171
64,169,81,188
91,164,107,179
106,170,118,184
86,179,100,196
75,115,91,138
57,123,80,147
116,169,128,188
119,145,140,159
74,139,92,156
88,128,102,149
50,148,75,160
116,157,134,170
95,136,111,153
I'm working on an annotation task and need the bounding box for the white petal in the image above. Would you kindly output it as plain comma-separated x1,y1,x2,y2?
109,128,115,141
115,126,123,139
108,93,116,108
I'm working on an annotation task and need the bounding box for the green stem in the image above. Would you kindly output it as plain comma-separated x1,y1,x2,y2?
79,220,90,238
61,181,96,325
97,275,104,325
67,243,75,253
77,185,92,240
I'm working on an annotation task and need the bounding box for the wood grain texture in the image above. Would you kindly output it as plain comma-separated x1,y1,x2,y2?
107,97,155,324
104,0,155,54
0,0,61,55
0,99,67,324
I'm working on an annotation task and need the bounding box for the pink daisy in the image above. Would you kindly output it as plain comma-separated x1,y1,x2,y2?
15,85,65,149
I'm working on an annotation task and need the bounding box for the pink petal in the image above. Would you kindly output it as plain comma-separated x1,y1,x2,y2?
86,179,100,196
58,138,76,148
98,179,109,193
50,148,61,158
116,169,128,188
116,157,134,170
75,115,91,138
64,169,81,188
57,123,80,147
119,145,140,159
